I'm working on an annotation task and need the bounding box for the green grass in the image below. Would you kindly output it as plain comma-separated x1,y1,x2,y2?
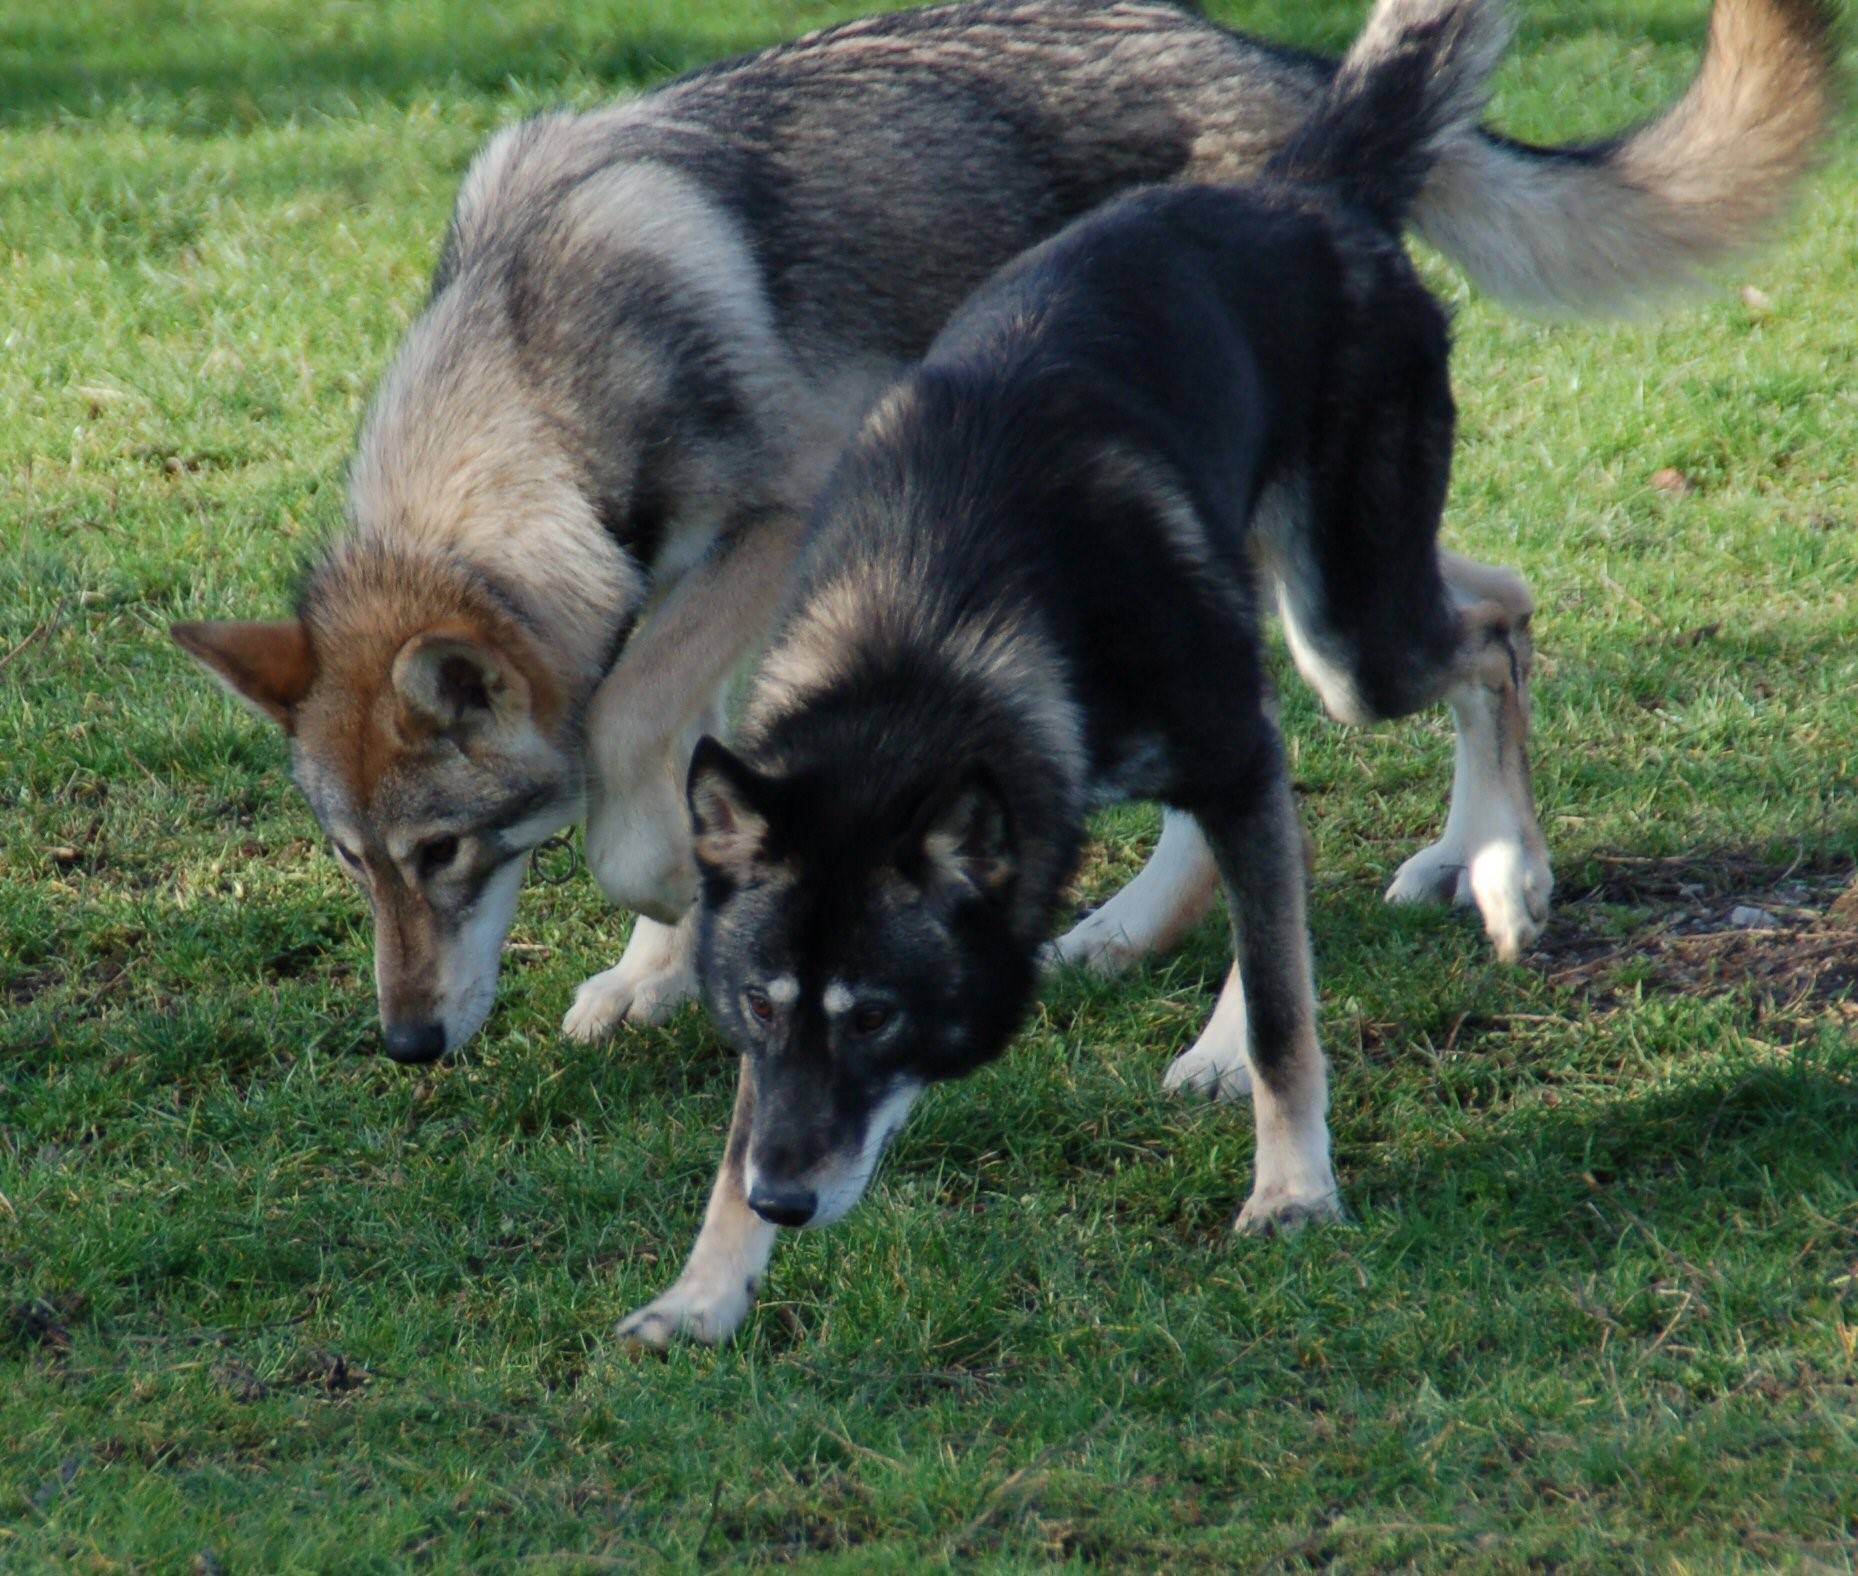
4,0,1857,1568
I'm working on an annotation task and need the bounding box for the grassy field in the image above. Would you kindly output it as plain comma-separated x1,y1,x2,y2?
4,0,1856,1568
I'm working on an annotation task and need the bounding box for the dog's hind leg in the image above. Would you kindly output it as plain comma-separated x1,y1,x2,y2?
1380,550,1551,962
1270,526,1551,962
1046,809,1221,976
618,1060,776,1349
1192,764,1340,1233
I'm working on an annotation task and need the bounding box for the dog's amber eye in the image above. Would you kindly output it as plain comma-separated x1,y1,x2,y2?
418,836,461,877
745,987,775,1023
852,1005,892,1036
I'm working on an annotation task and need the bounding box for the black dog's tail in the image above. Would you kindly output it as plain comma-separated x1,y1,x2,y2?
1267,0,1514,231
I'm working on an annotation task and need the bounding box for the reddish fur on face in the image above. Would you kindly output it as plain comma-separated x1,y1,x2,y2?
182,543,570,813
169,619,318,729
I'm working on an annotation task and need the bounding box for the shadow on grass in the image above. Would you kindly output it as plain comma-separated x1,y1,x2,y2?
889,1017,1856,1278
1351,1043,1858,1258
0,28,719,131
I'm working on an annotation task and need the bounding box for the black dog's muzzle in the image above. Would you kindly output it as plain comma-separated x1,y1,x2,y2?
746,1179,818,1228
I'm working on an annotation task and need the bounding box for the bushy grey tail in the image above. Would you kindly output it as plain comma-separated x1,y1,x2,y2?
1267,0,1514,229
1414,0,1845,312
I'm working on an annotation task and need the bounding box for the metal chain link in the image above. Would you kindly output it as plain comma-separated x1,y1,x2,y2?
531,830,581,886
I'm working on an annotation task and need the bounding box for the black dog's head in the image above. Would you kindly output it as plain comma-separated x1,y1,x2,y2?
685,734,1039,1228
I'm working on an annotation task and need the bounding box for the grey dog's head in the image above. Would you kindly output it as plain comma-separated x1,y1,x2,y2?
171,551,585,1065
684,735,1040,1228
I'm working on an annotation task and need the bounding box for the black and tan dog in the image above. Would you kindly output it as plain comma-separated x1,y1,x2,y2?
621,0,1552,1347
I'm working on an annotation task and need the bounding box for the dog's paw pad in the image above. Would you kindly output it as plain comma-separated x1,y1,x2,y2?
616,1298,707,1351
615,1278,751,1350
1163,1041,1253,1102
1046,914,1140,978
1388,836,1554,961
1468,841,1553,963
1233,1189,1344,1237
562,961,694,1041
1385,842,1471,909
616,1310,675,1354
561,972,633,1043
622,969,692,1026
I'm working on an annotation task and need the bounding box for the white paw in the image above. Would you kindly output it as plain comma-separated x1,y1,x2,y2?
616,1274,754,1351
1233,1182,1344,1237
1045,908,1144,977
561,957,695,1042
1467,839,1552,964
1163,1037,1254,1102
1385,837,1552,962
1385,840,1474,909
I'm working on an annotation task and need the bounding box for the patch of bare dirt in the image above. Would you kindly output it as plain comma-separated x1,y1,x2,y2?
8,1296,78,1354
5,969,58,1006
1534,855,1858,1036
283,1346,372,1396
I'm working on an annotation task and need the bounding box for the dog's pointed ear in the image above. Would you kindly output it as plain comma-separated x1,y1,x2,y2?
392,630,531,740
687,735,775,876
914,768,1016,902
171,619,316,730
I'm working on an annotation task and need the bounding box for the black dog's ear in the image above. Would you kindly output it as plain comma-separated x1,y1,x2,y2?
913,768,1016,902
687,735,776,876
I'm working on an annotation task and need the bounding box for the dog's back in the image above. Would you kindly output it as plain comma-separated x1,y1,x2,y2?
916,181,1428,506
775,177,1452,779
445,0,1837,371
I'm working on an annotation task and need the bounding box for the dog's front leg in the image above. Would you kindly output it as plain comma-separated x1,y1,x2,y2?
570,735,704,1041
620,1060,776,1350
562,909,699,1042
1196,769,1341,1235
572,515,807,1040
1163,959,1255,1102
1046,808,1221,975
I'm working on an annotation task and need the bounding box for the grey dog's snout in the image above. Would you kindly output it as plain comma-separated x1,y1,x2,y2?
383,1021,446,1064
747,1179,818,1228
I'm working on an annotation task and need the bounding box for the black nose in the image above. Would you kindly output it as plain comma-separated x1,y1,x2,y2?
747,1180,818,1228
382,1021,446,1065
